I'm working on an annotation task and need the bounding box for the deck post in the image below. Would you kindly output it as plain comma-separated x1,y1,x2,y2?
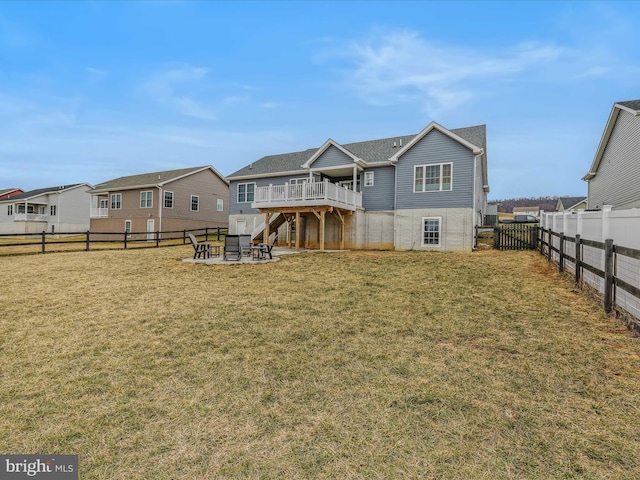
264,212,271,245
295,211,300,250
320,210,325,251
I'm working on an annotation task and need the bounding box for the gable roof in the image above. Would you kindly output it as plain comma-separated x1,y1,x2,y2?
557,196,587,210
228,124,487,187
583,99,640,181
0,188,22,198
0,184,87,202
91,166,227,194
302,139,364,169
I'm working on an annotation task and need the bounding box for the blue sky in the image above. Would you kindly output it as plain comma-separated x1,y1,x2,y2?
1,1,639,199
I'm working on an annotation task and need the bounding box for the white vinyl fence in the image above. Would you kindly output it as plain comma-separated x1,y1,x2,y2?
540,206,640,329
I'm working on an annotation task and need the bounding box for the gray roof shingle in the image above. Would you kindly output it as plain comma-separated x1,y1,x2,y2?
228,125,486,178
91,166,212,192
558,196,587,209
617,99,640,112
1,185,83,201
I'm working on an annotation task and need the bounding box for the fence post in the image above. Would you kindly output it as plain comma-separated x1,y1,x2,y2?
155,231,160,247
604,238,614,314
493,226,499,250
559,233,565,273
183,230,186,245
86,230,90,251
217,226,221,241
41,231,46,254
547,230,552,263
574,234,581,285
205,227,209,242
124,231,128,249
531,226,538,250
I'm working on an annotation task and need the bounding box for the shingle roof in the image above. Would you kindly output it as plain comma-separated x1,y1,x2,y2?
617,99,640,112
91,166,217,192
1,184,84,201
558,196,587,209
228,125,487,178
0,188,21,196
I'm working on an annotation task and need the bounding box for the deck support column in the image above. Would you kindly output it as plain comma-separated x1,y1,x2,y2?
320,210,325,251
295,211,300,250
263,212,271,245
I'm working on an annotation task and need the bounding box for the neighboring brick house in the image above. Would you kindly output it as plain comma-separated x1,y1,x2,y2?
227,121,489,251
583,100,640,210
89,166,228,240
0,184,91,234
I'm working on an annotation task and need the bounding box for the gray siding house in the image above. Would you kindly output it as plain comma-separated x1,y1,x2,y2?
0,184,92,234
227,122,489,251
583,100,640,210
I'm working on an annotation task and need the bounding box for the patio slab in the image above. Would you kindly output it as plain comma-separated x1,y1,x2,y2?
182,247,303,265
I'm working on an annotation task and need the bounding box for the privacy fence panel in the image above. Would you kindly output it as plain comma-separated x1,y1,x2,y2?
539,206,640,332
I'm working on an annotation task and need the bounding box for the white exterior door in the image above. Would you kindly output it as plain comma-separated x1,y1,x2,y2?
146,219,155,241
236,219,246,235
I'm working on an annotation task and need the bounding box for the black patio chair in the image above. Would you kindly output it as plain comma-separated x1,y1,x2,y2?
223,235,241,261
189,233,212,259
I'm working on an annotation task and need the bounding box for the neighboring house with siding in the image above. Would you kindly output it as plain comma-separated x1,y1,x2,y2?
513,206,540,217
0,188,23,200
227,121,489,251
556,196,587,212
89,166,228,239
583,100,640,210
0,184,91,234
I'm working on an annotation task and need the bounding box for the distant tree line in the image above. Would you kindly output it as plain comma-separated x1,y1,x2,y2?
489,196,559,213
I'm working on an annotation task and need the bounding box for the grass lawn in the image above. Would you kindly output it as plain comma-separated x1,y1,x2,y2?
1,247,639,479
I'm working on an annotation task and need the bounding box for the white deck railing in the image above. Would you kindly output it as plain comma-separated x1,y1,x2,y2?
253,181,362,210
90,208,109,218
14,213,48,222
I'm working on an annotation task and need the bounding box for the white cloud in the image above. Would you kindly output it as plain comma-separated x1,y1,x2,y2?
326,30,607,115
142,66,219,121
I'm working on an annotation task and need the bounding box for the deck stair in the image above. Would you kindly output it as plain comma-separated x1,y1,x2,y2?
251,213,286,243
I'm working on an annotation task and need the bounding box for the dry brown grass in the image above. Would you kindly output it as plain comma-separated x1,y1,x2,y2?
1,247,639,479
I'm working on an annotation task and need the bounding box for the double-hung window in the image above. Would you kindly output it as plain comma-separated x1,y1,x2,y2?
422,217,442,246
110,193,122,209
50,205,57,216
237,183,256,203
364,171,374,187
217,199,224,211
164,191,173,208
7,205,13,216
414,163,452,192
191,195,199,212
140,191,153,208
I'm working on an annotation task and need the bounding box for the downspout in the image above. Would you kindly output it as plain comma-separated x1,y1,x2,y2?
393,162,398,250
472,154,478,250
158,186,163,237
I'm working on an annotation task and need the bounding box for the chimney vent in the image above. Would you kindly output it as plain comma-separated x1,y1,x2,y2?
393,141,397,148
399,138,403,147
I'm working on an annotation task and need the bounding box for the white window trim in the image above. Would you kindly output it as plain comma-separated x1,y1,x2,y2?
124,220,132,238
164,191,174,209
290,178,308,185
421,216,442,247
414,163,453,193
140,190,153,209
237,182,257,203
191,195,200,212
217,198,224,211
364,171,374,187
110,193,122,210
